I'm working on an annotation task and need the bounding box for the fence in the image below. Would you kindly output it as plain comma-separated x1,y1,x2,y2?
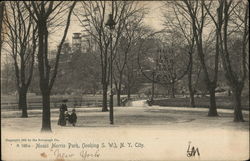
1,94,146,111
1,97,104,111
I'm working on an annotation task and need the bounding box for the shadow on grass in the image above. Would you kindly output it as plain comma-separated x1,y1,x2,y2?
145,108,249,118
152,96,249,110
52,115,197,127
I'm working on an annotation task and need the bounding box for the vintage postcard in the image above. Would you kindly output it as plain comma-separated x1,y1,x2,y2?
1,1,249,161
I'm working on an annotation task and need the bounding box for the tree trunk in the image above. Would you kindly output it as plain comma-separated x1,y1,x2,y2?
188,55,195,107
208,87,219,116
18,89,22,110
0,2,4,56
102,83,108,112
188,86,195,107
41,91,51,132
19,88,28,118
170,82,175,98
127,87,131,100
151,73,155,101
188,79,195,107
232,87,244,122
117,88,121,106
116,74,122,106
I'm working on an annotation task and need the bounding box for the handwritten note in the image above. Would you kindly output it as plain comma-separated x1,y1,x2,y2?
5,138,145,160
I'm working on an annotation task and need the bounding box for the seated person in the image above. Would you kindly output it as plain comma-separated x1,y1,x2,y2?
69,109,77,126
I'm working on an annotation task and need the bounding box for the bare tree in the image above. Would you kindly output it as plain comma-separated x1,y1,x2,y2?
0,1,4,55
124,54,138,99
113,14,145,106
75,1,146,111
163,2,196,106
122,26,153,100
1,57,16,94
176,0,220,116
137,30,191,101
204,0,249,121
3,1,37,117
24,1,76,131
0,1,5,96
156,32,191,98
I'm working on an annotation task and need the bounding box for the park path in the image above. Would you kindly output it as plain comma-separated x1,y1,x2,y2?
130,100,148,107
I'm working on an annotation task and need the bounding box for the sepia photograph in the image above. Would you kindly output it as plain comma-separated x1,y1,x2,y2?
0,1,249,161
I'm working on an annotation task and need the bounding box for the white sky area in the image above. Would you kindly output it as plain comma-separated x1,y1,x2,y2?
49,1,165,49
1,1,165,64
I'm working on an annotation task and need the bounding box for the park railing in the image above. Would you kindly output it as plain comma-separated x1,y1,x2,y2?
1,94,148,111
1,100,104,111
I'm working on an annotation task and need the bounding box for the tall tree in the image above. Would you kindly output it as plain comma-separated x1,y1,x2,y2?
126,27,159,99
204,0,249,121
1,58,16,94
75,1,145,111
124,54,138,99
138,31,191,99
156,32,190,98
0,1,4,55
3,1,37,117
24,1,76,131
113,14,145,106
0,1,5,97
163,2,196,106
69,50,100,94
178,0,220,116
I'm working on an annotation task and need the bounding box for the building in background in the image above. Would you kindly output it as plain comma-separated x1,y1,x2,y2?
72,32,95,53
72,32,82,52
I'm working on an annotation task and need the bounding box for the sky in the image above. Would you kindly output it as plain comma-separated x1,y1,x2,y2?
1,1,166,64
49,1,165,49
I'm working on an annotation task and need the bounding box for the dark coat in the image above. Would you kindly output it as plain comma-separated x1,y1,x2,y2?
58,104,68,126
69,113,77,124
61,104,68,112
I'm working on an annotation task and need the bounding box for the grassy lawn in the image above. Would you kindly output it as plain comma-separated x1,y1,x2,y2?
152,95,249,110
1,94,133,110
1,94,249,111
1,94,104,110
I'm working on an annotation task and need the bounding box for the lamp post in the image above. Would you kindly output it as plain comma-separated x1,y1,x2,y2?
105,13,115,124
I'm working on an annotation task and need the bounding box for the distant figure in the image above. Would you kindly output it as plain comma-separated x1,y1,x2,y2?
65,111,70,125
69,109,77,126
58,99,68,126
181,90,185,97
61,99,68,112
146,99,153,106
58,107,66,126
